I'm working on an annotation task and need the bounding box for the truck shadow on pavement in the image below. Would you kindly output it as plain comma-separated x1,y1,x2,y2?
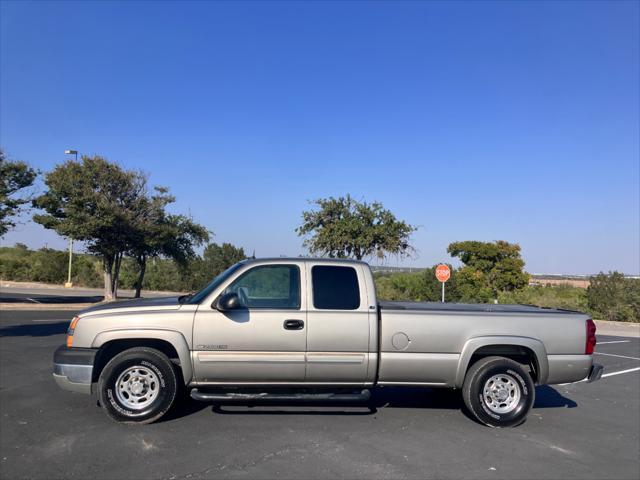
163,385,576,421
0,321,69,337
534,385,578,409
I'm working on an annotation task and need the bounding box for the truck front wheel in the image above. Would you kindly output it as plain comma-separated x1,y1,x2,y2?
97,347,177,424
462,356,535,427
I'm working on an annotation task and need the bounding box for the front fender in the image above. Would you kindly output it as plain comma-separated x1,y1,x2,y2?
454,335,549,388
92,329,193,385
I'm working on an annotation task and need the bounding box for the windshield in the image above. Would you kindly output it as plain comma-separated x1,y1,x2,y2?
186,262,245,304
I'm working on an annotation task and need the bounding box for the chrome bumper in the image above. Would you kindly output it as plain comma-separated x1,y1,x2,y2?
53,345,97,395
587,363,604,383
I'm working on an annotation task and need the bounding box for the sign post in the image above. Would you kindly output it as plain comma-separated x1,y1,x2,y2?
435,264,451,303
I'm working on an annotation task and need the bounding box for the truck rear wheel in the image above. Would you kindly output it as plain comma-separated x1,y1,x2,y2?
462,356,535,427
98,347,177,424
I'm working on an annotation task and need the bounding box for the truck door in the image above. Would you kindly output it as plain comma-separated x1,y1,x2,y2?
192,263,307,383
304,264,373,384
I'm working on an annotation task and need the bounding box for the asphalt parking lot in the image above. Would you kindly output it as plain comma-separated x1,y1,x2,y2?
1,309,638,480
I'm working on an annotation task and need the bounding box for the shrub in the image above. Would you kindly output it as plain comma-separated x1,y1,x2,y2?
375,265,461,302
499,284,588,313
587,272,639,322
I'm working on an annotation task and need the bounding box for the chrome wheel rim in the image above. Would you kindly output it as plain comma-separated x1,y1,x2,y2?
115,365,160,410
482,373,521,414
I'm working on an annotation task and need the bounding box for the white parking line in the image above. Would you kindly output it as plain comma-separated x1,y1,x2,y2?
594,352,640,361
601,367,640,378
597,340,631,345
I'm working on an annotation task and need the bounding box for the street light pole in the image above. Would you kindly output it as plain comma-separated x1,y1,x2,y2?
64,149,79,288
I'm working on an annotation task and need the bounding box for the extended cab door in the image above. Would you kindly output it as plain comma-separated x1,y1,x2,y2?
192,263,307,384
304,263,375,384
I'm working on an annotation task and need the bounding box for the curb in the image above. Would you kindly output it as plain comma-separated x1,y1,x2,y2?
0,280,184,297
594,319,640,327
594,320,640,338
0,303,93,311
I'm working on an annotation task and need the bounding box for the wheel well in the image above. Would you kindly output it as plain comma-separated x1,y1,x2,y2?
92,338,182,383
467,345,539,383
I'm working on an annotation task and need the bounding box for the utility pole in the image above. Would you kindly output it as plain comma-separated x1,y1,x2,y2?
63,149,78,288
65,238,73,287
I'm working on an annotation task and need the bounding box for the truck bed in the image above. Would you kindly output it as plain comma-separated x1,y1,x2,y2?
378,301,580,315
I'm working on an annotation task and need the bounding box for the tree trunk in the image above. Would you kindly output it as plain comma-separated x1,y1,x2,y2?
103,255,114,301
111,251,123,298
134,255,146,298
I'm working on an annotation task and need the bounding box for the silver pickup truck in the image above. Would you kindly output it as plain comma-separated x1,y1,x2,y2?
53,257,602,427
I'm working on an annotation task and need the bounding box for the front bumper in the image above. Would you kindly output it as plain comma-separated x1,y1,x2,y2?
53,345,97,394
587,363,604,383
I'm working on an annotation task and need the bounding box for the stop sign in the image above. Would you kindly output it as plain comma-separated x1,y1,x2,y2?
435,264,450,283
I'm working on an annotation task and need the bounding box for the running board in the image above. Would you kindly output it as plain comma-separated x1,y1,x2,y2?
190,388,371,403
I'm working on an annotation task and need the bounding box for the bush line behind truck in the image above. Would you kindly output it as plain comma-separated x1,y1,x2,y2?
53,257,603,427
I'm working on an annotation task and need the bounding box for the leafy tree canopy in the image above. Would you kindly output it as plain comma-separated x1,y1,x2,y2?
32,155,146,250
0,149,37,237
202,242,246,275
186,242,247,291
447,240,529,301
297,195,416,260
32,156,162,298
126,186,210,297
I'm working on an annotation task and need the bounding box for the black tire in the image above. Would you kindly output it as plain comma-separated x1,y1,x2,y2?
98,347,177,424
462,356,535,428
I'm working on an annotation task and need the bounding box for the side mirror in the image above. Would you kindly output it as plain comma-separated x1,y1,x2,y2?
214,292,241,311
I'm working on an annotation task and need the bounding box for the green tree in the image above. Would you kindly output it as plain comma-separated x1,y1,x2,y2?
202,242,246,276
126,186,210,298
139,258,183,292
186,242,247,291
32,155,149,300
0,150,37,237
587,272,640,322
296,195,416,260
448,240,529,302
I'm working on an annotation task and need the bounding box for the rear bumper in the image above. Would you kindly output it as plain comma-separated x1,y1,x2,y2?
52,345,97,395
546,354,593,384
587,363,604,383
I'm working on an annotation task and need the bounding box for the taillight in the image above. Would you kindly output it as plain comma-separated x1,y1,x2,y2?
585,319,597,355
66,316,80,348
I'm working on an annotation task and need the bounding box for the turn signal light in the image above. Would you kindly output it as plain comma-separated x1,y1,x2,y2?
585,319,597,355
68,316,80,334
66,316,80,348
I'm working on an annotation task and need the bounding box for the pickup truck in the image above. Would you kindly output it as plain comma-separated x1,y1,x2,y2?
53,257,603,427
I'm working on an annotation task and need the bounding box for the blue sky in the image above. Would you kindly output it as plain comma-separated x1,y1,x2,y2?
1,0,638,274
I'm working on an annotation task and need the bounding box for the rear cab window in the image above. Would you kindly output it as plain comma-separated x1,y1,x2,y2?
311,265,360,310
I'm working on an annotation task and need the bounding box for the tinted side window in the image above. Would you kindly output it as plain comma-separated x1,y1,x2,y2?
224,265,300,309
312,266,360,310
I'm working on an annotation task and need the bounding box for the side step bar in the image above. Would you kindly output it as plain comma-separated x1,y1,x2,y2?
190,389,371,403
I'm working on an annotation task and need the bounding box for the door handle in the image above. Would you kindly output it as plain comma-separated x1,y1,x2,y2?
283,319,304,330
